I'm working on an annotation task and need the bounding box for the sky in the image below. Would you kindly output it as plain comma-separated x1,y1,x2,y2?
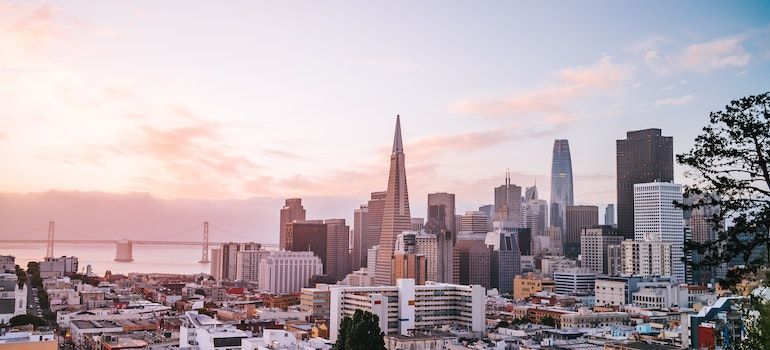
1,1,770,241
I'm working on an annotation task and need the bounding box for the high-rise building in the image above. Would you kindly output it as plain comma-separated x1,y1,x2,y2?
375,116,412,286
325,219,352,281
616,129,674,239
258,251,323,294
634,182,684,281
427,192,456,235
550,140,574,234
580,226,624,275
279,198,306,250
455,237,492,289
564,205,598,258
210,248,221,281
524,199,548,237
553,268,596,295
217,242,262,281
604,204,615,226
366,191,387,266
461,211,489,234
622,240,672,277
487,222,522,294
285,220,327,273
391,253,426,285
352,205,369,271
494,171,522,226
525,184,539,201
235,249,271,282
329,279,485,341
684,193,721,284
545,227,564,256
410,218,424,231
478,205,495,231
606,244,623,276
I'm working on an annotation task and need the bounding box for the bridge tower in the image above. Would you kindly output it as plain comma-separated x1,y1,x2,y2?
46,221,55,259
199,221,210,263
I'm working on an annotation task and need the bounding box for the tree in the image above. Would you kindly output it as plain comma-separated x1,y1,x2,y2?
496,320,510,329
14,265,27,289
9,314,47,327
334,310,385,350
677,92,770,349
541,315,556,327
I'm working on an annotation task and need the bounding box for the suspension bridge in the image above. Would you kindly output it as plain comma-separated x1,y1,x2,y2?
0,221,277,263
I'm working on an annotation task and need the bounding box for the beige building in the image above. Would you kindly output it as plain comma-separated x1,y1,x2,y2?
622,240,672,277
513,273,554,300
392,253,426,285
300,285,331,319
279,198,306,250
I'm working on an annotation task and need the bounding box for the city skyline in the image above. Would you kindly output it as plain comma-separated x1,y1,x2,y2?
1,1,769,221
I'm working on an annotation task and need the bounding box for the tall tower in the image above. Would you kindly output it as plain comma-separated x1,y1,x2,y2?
279,198,306,250
550,140,574,233
374,115,412,286
427,192,456,235
616,129,674,239
494,171,522,226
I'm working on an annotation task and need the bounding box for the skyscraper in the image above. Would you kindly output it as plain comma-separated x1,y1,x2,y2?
279,198,306,250
616,129,674,239
634,182,684,281
550,140,574,234
564,205,598,258
423,217,454,283
579,226,623,275
460,211,489,234
524,198,548,237
366,191,386,266
494,171,522,226
325,219,352,281
352,205,369,271
604,204,615,226
374,116,412,286
478,204,495,231
488,222,522,294
427,192,456,235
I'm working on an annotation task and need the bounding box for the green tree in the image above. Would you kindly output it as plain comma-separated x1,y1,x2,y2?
14,265,27,289
333,310,385,350
9,314,47,327
541,315,556,327
677,92,770,349
496,320,510,329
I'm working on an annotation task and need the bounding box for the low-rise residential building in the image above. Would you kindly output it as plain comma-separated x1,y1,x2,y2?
513,273,554,300
0,273,26,323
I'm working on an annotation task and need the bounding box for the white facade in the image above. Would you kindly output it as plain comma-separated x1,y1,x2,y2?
258,251,322,294
595,277,632,307
329,279,485,342
524,199,549,237
622,240,672,277
632,282,689,309
634,182,684,281
367,245,379,278
0,273,26,324
414,231,438,282
179,312,250,350
40,256,79,278
552,269,596,295
580,227,623,275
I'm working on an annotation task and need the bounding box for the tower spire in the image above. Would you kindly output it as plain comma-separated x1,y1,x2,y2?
392,114,403,154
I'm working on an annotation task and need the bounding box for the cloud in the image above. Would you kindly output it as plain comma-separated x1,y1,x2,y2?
653,94,695,107
451,55,632,125
639,35,751,75
0,2,61,63
262,148,305,160
346,58,418,70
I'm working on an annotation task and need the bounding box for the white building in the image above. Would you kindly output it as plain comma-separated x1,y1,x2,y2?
0,331,56,346
258,251,322,294
579,226,623,275
0,256,15,273
540,256,577,276
180,311,251,350
622,240,672,277
634,182,684,281
329,279,485,342
552,269,596,295
367,245,379,278
0,273,26,324
40,256,79,278
594,276,647,307
632,281,689,309
235,249,271,282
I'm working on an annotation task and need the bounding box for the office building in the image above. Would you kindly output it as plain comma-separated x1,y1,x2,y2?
392,252,426,285
564,205,598,258
513,273,555,300
616,129,674,239
545,227,563,256
550,139,574,233
279,198,306,250
605,204,616,226
300,285,331,319
460,211,489,234
553,269,596,295
580,226,624,275
427,192,456,235
455,237,491,289
366,191,387,267
410,218,424,231
423,218,455,283
258,251,323,294
285,220,327,273
487,222,522,294
494,171,522,226
478,204,495,231
329,279,485,341
367,245,379,277
622,240,672,277
352,205,369,271
606,244,623,276
375,116,413,286
325,219,352,281
524,198,548,237
634,182,684,281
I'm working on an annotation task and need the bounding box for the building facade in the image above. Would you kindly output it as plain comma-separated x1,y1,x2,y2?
279,198,306,250
580,226,623,275
634,182,684,281
616,129,674,239
258,251,323,294
550,139,574,234
564,205,598,258
621,240,672,277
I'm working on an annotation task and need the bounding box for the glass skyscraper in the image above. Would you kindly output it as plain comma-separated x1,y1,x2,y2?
550,139,574,233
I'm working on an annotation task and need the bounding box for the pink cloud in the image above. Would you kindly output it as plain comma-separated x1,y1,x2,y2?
451,56,632,124
678,36,750,73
